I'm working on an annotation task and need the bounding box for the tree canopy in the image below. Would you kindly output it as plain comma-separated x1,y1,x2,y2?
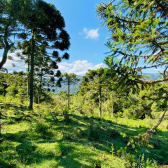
61,73,80,108
96,0,168,87
18,0,70,109
0,0,22,69
0,0,70,109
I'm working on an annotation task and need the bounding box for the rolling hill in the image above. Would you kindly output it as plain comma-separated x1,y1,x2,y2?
51,73,160,94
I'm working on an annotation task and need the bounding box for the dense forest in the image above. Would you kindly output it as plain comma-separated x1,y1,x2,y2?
0,0,168,168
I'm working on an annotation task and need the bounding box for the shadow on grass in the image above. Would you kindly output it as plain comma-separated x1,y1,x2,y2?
0,161,17,168
68,114,168,165
1,103,29,112
1,112,168,167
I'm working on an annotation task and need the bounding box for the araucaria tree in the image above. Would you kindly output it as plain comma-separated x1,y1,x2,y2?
96,0,168,131
97,0,168,84
17,0,70,109
82,68,111,119
0,0,22,69
61,73,80,108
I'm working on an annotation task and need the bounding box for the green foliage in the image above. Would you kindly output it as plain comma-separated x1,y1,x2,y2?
16,142,37,164
62,106,70,115
0,0,22,69
63,106,70,123
1,1,168,166
88,124,100,141
82,104,94,117
4,0,71,109
59,143,74,156
34,118,51,135
0,96,168,167
16,88,27,104
96,0,168,95
61,73,79,108
6,84,18,97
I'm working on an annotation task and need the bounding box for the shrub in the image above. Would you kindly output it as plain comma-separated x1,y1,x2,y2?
16,142,37,164
63,106,70,123
88,124,100,141
34,118,50,135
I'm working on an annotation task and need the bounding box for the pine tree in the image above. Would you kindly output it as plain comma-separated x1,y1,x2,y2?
17,0,70,109
61,73,80,108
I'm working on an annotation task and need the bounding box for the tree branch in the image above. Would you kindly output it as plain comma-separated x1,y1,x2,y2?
147,108,167,133
140,78,168,84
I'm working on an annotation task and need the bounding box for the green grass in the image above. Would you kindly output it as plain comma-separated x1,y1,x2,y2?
0,102,168,167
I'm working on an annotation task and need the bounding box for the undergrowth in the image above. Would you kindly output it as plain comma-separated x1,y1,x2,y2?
0,97,168,168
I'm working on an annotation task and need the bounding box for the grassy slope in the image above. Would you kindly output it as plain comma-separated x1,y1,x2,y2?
0,101,168,168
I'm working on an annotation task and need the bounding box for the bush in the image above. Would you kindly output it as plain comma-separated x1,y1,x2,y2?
88,124,100,141
34,118,50,135
6,84,18,97
123,105,142,118
63,106,70,123
16,142,37,164
82,104,94,117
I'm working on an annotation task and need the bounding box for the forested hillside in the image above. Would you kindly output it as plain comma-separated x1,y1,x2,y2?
53,73,159,94
0,0,168,168
51,75,83,94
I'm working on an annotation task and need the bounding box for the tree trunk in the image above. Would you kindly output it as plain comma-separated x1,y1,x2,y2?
112,91,114,117
27,57,30,99
148,109,167,133
0,109,1,136
38,69,42,104
38,89,40,104
0,47,9,69
29,30,35,110
99,85,102,119
68,78,70,108
0,25,11,69
105,88,107,102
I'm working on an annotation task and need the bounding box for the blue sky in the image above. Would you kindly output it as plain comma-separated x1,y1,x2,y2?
0,0,160,75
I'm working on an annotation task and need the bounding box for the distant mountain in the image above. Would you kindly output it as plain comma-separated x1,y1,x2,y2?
52,75,83,94
51,73,160,94
143,73,160,80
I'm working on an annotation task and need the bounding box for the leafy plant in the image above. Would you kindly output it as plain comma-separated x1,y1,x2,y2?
16,142,37,164
88,124,100,141
34,118,50,135
63,106,70,123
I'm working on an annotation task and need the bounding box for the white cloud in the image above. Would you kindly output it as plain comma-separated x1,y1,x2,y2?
155,68,160,71
8,68,25,73
94,63,105,69
0,50,26,71
0,52,106,75
118,55,123,59
83,28,99,39
58,60,106,75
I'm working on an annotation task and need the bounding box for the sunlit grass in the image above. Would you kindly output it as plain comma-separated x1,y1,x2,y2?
0,98,167,167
